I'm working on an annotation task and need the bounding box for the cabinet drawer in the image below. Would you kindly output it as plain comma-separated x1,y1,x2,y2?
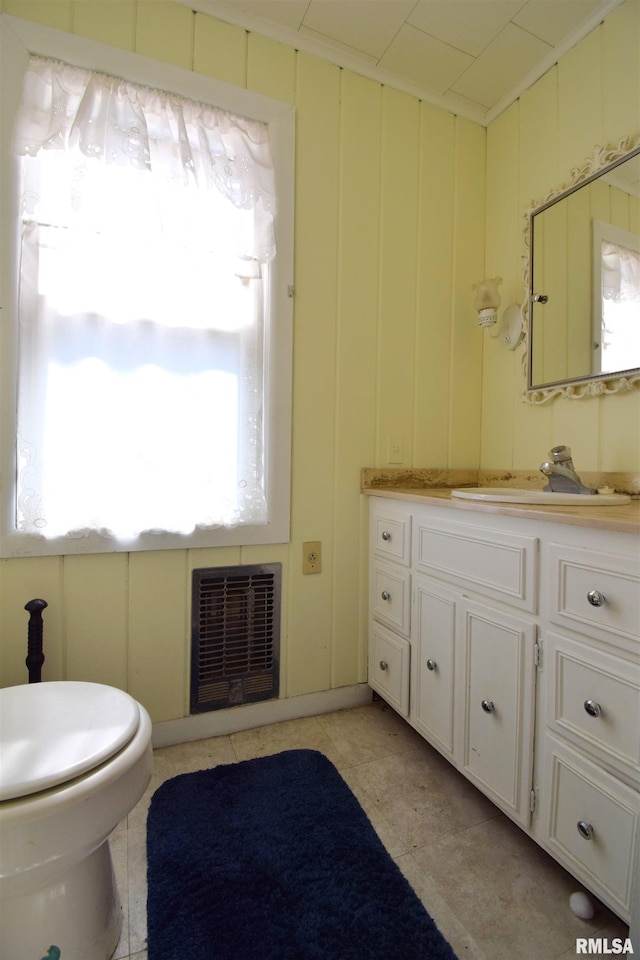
543,737,638,918
371,561,411,636
414,517,537,613
547,633,640,785
371,507,411,566
369,622,410,717
549,544,640,649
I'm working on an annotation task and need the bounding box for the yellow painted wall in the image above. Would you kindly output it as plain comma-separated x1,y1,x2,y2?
482,0,640,472
0,0,485,719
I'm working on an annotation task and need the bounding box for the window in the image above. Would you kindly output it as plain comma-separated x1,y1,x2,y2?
593,219,640,375
0,16,294,557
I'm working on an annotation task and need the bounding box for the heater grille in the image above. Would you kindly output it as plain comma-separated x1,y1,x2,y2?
191,564,281,713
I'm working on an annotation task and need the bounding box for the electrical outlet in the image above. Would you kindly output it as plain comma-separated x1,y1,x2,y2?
303,540,322,574
387,435,403,464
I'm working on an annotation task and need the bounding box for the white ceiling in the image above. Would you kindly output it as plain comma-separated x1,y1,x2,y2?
181,0,625,124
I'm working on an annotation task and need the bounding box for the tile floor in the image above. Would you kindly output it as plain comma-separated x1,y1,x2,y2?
112,699,631,960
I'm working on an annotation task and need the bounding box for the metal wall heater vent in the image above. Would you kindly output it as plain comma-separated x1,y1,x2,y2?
191,564,281,714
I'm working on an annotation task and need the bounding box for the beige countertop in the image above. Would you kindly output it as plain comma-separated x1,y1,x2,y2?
363,486,640,534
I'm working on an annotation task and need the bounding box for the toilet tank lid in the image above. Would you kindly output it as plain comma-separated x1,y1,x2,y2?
0,681,141,801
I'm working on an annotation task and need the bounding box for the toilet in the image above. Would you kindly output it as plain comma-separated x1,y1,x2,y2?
0,681,153,960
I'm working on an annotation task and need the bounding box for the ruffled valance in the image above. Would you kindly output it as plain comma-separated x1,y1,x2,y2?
15,55,276,259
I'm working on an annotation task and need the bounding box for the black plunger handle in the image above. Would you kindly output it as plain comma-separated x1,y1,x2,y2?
25,598,48,683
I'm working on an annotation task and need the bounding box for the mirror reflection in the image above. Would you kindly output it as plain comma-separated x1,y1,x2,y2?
528,145,640,392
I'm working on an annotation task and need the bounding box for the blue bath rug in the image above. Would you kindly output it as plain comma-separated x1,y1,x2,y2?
146,748,457,960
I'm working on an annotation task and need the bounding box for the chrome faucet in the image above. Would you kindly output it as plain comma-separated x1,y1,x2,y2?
539,445,597,495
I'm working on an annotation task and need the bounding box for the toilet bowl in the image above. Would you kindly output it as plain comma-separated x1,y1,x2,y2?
0,681,153,960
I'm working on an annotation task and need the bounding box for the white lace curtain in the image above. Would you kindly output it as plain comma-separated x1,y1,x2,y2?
16,55,277,260
13,56,277,543
602,240,640,303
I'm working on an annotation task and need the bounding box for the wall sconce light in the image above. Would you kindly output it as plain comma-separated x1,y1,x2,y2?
473,276,502,328
473,277,523,351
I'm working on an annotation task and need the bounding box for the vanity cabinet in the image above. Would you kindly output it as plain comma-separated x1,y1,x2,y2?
367,495,640,925
370,500,538,825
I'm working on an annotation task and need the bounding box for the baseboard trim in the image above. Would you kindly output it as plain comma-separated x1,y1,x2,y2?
152,683,373,748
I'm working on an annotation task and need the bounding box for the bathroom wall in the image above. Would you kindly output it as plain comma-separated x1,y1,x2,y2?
0,0,485,720
481,0,640,473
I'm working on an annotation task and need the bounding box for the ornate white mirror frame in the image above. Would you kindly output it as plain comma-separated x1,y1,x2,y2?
521,135,640,404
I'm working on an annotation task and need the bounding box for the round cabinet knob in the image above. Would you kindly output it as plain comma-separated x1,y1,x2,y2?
381,590,391,601
481,699,495,714
381,531,391,541
584,699,602,718
577,820,594,840
426,659,437,671
587,589,605,607
379,660,388,671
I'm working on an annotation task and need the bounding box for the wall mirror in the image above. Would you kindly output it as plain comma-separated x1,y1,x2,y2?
523,136,640,403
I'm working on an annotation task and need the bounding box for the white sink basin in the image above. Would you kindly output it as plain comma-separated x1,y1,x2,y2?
451,487,631,506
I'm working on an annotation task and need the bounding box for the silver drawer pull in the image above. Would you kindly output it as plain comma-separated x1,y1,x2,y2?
584,699,602,718
381,590,391,601
481,699,494,714
426,659,437,671
577,820,594,840
587,589,605,607
381,530,392,541
379,660,388,671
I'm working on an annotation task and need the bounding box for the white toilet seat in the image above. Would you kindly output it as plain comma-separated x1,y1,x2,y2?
0,681,140,800
0,681,152,960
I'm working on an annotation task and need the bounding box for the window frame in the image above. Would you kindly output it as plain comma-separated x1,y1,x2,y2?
0,14,294,558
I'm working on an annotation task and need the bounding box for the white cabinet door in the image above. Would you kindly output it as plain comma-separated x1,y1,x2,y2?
456,599,537,827
412,575,457,760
